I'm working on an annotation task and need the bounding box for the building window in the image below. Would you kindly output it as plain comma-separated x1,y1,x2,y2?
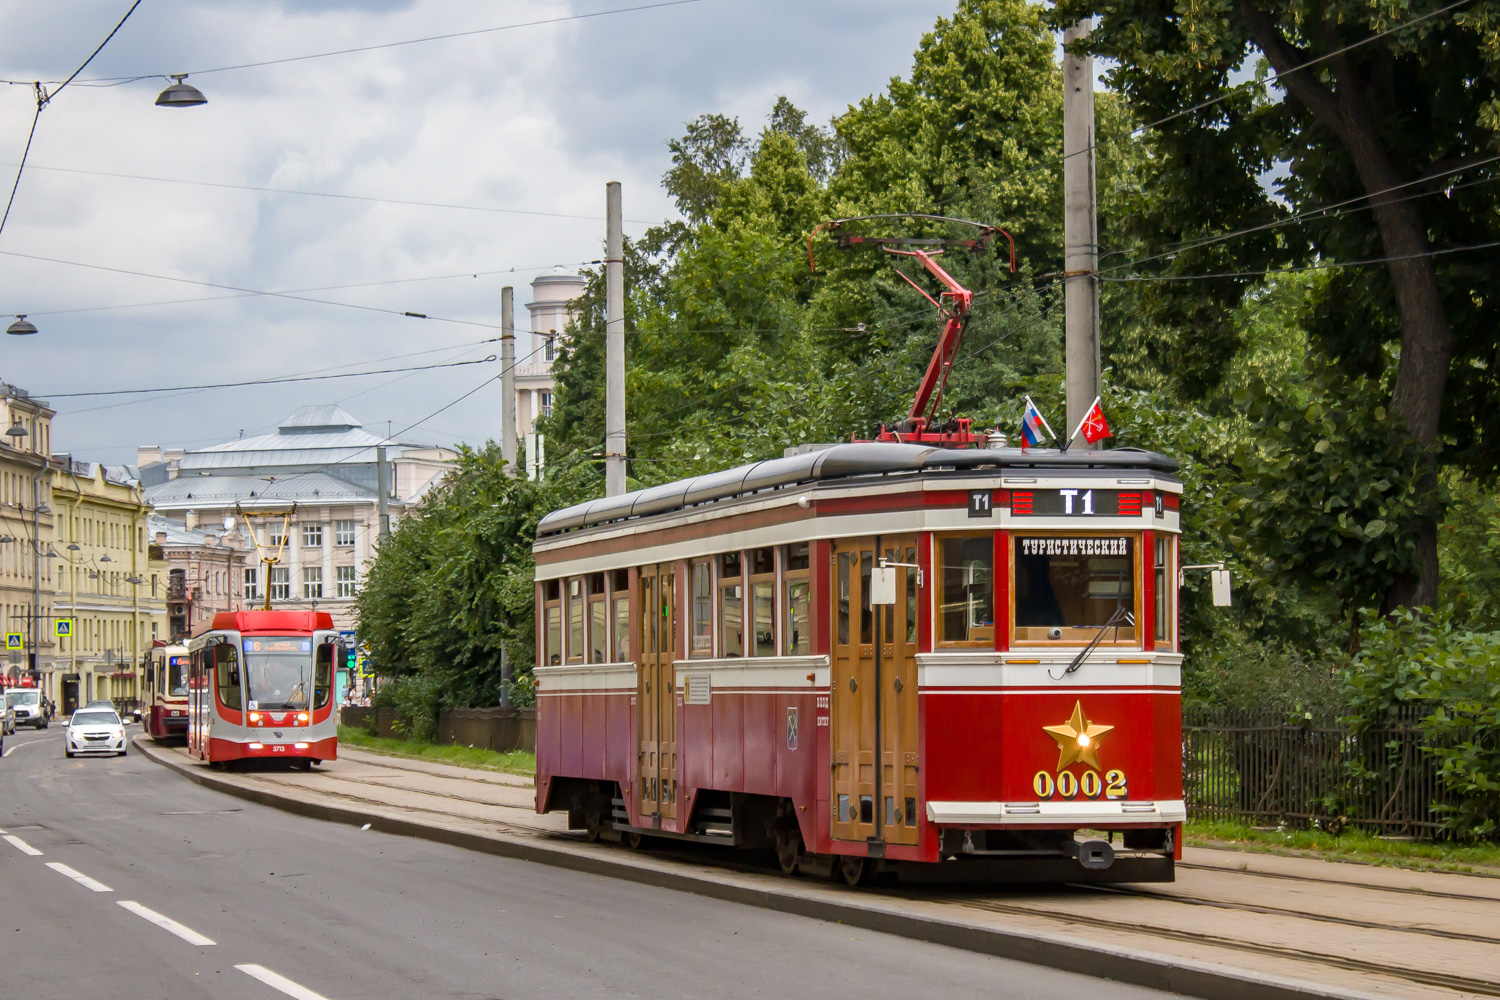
303,524,323,547
337,565,357,598
544,334,556,362
938,535,994,646
539,391,553,418
719,551,743,657
689,560,711,656
269,526,285,547
303,567,323,599
270,567,290,601
783,543,810,655
335,520,356,546
243,568,258,600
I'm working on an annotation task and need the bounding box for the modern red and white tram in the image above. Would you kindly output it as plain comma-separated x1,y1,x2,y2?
186,610,339,767
143,642,191,740
532,444,1185,883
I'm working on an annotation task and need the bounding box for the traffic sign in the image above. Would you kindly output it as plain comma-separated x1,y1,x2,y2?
5,633,22,650
54,619,72,638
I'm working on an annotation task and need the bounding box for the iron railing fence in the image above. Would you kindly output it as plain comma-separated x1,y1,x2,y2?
1183,706,1459,836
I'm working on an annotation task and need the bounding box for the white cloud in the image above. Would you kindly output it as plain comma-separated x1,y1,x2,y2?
0,0,954,461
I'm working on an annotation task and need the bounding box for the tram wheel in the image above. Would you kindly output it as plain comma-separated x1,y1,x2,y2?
837,855,868,887
625,831,645,850
294,759,313,772
774,824,802,876
584,806,606,843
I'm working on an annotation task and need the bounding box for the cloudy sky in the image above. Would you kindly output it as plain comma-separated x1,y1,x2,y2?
0,0,960,463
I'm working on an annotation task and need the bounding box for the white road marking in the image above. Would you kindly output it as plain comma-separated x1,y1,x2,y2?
45,862,112,892
2,834,42,856
235,964,333,1000
117,900,216,946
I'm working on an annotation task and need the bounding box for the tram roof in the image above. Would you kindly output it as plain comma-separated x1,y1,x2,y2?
537,442,1178,537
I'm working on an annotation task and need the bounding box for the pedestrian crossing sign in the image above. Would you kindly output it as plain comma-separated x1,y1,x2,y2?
54,619,72,638
5,633,21,650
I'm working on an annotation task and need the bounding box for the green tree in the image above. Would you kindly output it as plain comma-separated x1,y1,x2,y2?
1049,0,1500,610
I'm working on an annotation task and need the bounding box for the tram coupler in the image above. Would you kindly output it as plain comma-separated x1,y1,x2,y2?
1065,838,1116,870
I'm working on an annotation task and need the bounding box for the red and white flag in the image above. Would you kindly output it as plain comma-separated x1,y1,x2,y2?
1079,397,1112,444
1067,396,1112,447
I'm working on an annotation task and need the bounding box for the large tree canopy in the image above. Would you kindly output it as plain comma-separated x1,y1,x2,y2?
1049,0,1500,609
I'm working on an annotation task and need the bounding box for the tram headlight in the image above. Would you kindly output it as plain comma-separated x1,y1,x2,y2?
248,711,262,725
297,712,309,724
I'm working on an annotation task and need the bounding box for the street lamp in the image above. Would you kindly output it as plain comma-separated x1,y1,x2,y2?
6,315,37,336
5,421,26,442
155,75,207,108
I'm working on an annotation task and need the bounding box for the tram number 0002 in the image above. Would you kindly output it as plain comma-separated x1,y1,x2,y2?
1033,769,1126,799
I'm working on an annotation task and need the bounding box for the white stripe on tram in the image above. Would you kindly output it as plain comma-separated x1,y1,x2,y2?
3,834,42,856
117,901,216,946
46,862,112,892
235,964,334,1000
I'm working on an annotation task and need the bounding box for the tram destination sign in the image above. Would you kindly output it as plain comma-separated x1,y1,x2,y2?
1010,488,1145,517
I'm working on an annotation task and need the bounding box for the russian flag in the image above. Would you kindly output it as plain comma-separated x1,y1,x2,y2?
1020,396,1054,449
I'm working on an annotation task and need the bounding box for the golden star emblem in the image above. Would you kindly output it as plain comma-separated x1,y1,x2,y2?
1042,701,1114,771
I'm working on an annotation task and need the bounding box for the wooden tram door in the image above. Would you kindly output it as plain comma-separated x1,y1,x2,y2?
831,537,920,847
637,565,678,823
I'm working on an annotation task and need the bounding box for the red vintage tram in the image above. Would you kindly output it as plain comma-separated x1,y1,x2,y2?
143,643,190,740
532,444,1184,883
186,610,339,767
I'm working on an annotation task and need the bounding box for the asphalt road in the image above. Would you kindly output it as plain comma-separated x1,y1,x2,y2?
1,725,1182,1000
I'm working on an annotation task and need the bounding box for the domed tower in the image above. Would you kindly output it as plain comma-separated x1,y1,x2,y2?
517,267,588,440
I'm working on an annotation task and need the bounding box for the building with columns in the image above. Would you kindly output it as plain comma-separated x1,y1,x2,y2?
140,405,455,633
515,268,588,440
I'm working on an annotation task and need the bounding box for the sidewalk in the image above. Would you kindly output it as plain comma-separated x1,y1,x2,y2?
137,738,1500,1000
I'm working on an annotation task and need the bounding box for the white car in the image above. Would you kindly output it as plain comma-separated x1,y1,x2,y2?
4,689,47,729
65,708,127,758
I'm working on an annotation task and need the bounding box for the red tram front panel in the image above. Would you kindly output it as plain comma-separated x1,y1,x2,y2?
187,610,340,765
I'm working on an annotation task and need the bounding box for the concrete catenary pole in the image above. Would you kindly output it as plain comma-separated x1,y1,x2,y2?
1063,18,1101,448
604,181,627,497
376,444,390,543
500,285,517,477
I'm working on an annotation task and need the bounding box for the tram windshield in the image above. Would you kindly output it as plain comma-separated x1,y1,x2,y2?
166,655,188,697
1014,535,1137,643
242,636,314,711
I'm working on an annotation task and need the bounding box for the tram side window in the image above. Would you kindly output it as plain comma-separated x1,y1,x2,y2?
1154,535,1174,650
689,561,712,657
937,535,994,646
1014,535,1137,644
543,579,562,666
588,572,607,663
719,551,743,657
750,547,776,657
567,578,585,662
214,642,242,710
314,643,335,709
783,543,810,655
611,569,630,661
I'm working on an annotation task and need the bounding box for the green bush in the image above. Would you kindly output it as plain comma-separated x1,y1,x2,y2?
1344,608,1500,838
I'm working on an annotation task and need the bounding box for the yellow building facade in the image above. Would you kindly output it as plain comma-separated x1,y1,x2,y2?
0,385,56,690
51,461,167,714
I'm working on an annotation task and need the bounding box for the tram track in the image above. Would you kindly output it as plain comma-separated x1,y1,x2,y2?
1176,857,1500,902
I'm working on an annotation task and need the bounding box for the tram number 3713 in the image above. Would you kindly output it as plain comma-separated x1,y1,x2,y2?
1034,769,1128,800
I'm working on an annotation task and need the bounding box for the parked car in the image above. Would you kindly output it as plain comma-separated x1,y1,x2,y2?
1,698,12,736
4,689,47,729
65,708,127,758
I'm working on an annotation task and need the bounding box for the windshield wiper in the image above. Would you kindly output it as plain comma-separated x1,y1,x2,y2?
1051,604,1134,680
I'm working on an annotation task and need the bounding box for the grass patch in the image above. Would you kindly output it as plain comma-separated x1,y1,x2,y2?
1186,818,1500,876
338,725,535,777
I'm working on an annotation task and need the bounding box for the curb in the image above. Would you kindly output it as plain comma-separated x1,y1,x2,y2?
135,736,1386,1000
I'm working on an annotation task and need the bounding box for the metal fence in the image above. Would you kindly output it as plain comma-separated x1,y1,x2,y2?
1183,706,1456,836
